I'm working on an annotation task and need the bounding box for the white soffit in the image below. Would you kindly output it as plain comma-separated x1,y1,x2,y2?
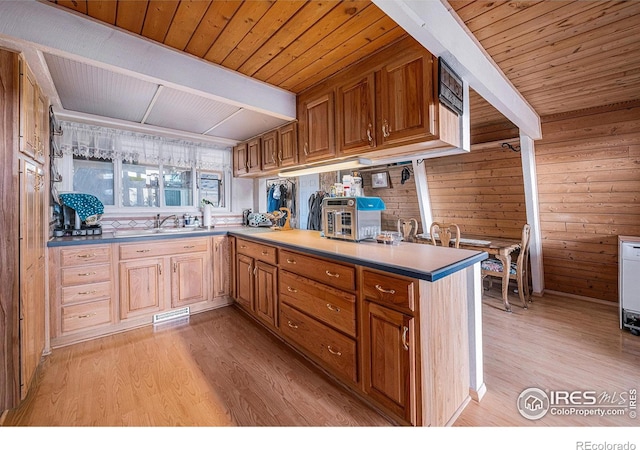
43,53,158,123
144,87,241,135
0,1,296,122
373,0,542,140
206,109,288,142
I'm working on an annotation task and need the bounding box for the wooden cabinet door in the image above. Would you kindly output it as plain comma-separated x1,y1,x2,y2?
278,122,298,168
300,92,335,163
247,137,262,174
260,130,279,171
170,252,210,308
363,300,416,425
233,142,248,177
35,92,46,164
337,73,376,155
236,254,254,311
19,59,37,159
119,258,164,319
254,261,278,328
213,236,230,298
379,53,435,147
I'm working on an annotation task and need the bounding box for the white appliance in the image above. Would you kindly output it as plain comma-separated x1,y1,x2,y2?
619,236,640,335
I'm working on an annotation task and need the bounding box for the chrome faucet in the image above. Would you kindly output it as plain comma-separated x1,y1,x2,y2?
155,214,178,229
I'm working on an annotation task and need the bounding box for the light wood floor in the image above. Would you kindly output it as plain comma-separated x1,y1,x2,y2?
4,287,640,427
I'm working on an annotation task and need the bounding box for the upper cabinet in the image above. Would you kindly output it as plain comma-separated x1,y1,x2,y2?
232,122,299,177
336,73,376,155
233,36,461,178
378,53,435,147
298,92,335,164
19,59,46,165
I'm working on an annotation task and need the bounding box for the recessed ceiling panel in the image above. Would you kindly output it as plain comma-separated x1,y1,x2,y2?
144,87,241,135
206,109,288,141
44,53,158,122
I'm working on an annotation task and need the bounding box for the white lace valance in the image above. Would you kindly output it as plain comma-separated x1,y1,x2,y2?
57,121,231,171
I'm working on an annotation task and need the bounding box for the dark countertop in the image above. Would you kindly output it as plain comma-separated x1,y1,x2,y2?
48,227,487,282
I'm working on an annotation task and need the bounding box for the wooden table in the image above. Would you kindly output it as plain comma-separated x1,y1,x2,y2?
416,234,522,311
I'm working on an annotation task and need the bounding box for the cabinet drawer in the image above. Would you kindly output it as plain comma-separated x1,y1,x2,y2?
236,238,277,265
279,270,356,337
363,270,415,312
119,238,208,260
61,245,111,267
280,303,356,383
279,249,355,291
61,264,111,286
62,281,112,305
62,299,112,334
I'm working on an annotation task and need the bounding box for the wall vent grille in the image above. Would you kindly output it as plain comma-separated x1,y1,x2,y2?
153,307,190,324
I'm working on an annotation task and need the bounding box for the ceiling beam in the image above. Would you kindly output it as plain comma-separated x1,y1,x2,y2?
373,0,542,140
0,0,296,121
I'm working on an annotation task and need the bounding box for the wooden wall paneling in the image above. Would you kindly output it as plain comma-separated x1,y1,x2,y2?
115,0,148,35
183,1,239,57
276,5,395,90
0,49,19,412
423,142,527,240
535,104,640,303
253,1,370,84
239,1,338,77
86,0,117,24
362,166,423,234
141,0,180,44
164,0,212,51
203,1,273,65
221,1,306,71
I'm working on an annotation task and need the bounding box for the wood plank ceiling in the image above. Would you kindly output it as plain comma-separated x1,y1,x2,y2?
46,0,640,134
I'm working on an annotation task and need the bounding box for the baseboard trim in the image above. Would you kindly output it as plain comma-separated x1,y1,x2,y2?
544,289,617,307
469,383,487,403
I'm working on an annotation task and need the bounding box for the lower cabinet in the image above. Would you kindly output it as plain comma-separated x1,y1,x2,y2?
50,235,230,347
212,236,230,298
119,258,165,319
235,239,278,329
361,269,419,425
232,240,424,426
362,300,417,424
254,261,278,328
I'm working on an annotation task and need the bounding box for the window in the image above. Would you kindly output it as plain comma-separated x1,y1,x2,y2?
121,162,160,207
163,166,192,207
199,171,224,208
72,157,115,206
57,121,231,213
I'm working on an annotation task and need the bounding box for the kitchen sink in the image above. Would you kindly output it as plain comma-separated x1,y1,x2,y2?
113,227,210,238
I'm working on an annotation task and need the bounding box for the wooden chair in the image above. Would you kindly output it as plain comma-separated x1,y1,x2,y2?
481,224,531,310
429,222,461,248
397,218,418,242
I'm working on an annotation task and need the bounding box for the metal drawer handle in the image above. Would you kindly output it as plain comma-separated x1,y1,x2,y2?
375,284,396,295
183,245,195,249
78,313,97,319
78,272,97,277
402,326,409,351
287,286,298,293
77,253,96,258
287,320,299,329
78,290,97,295
261,250,269,255
327,346,342,356
286,258,296,264
326,303,340,312
325,270,340,278
136,249,150,253
240,245,247,249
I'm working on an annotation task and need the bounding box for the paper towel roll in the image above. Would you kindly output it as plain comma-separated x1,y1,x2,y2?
203,204,212,227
